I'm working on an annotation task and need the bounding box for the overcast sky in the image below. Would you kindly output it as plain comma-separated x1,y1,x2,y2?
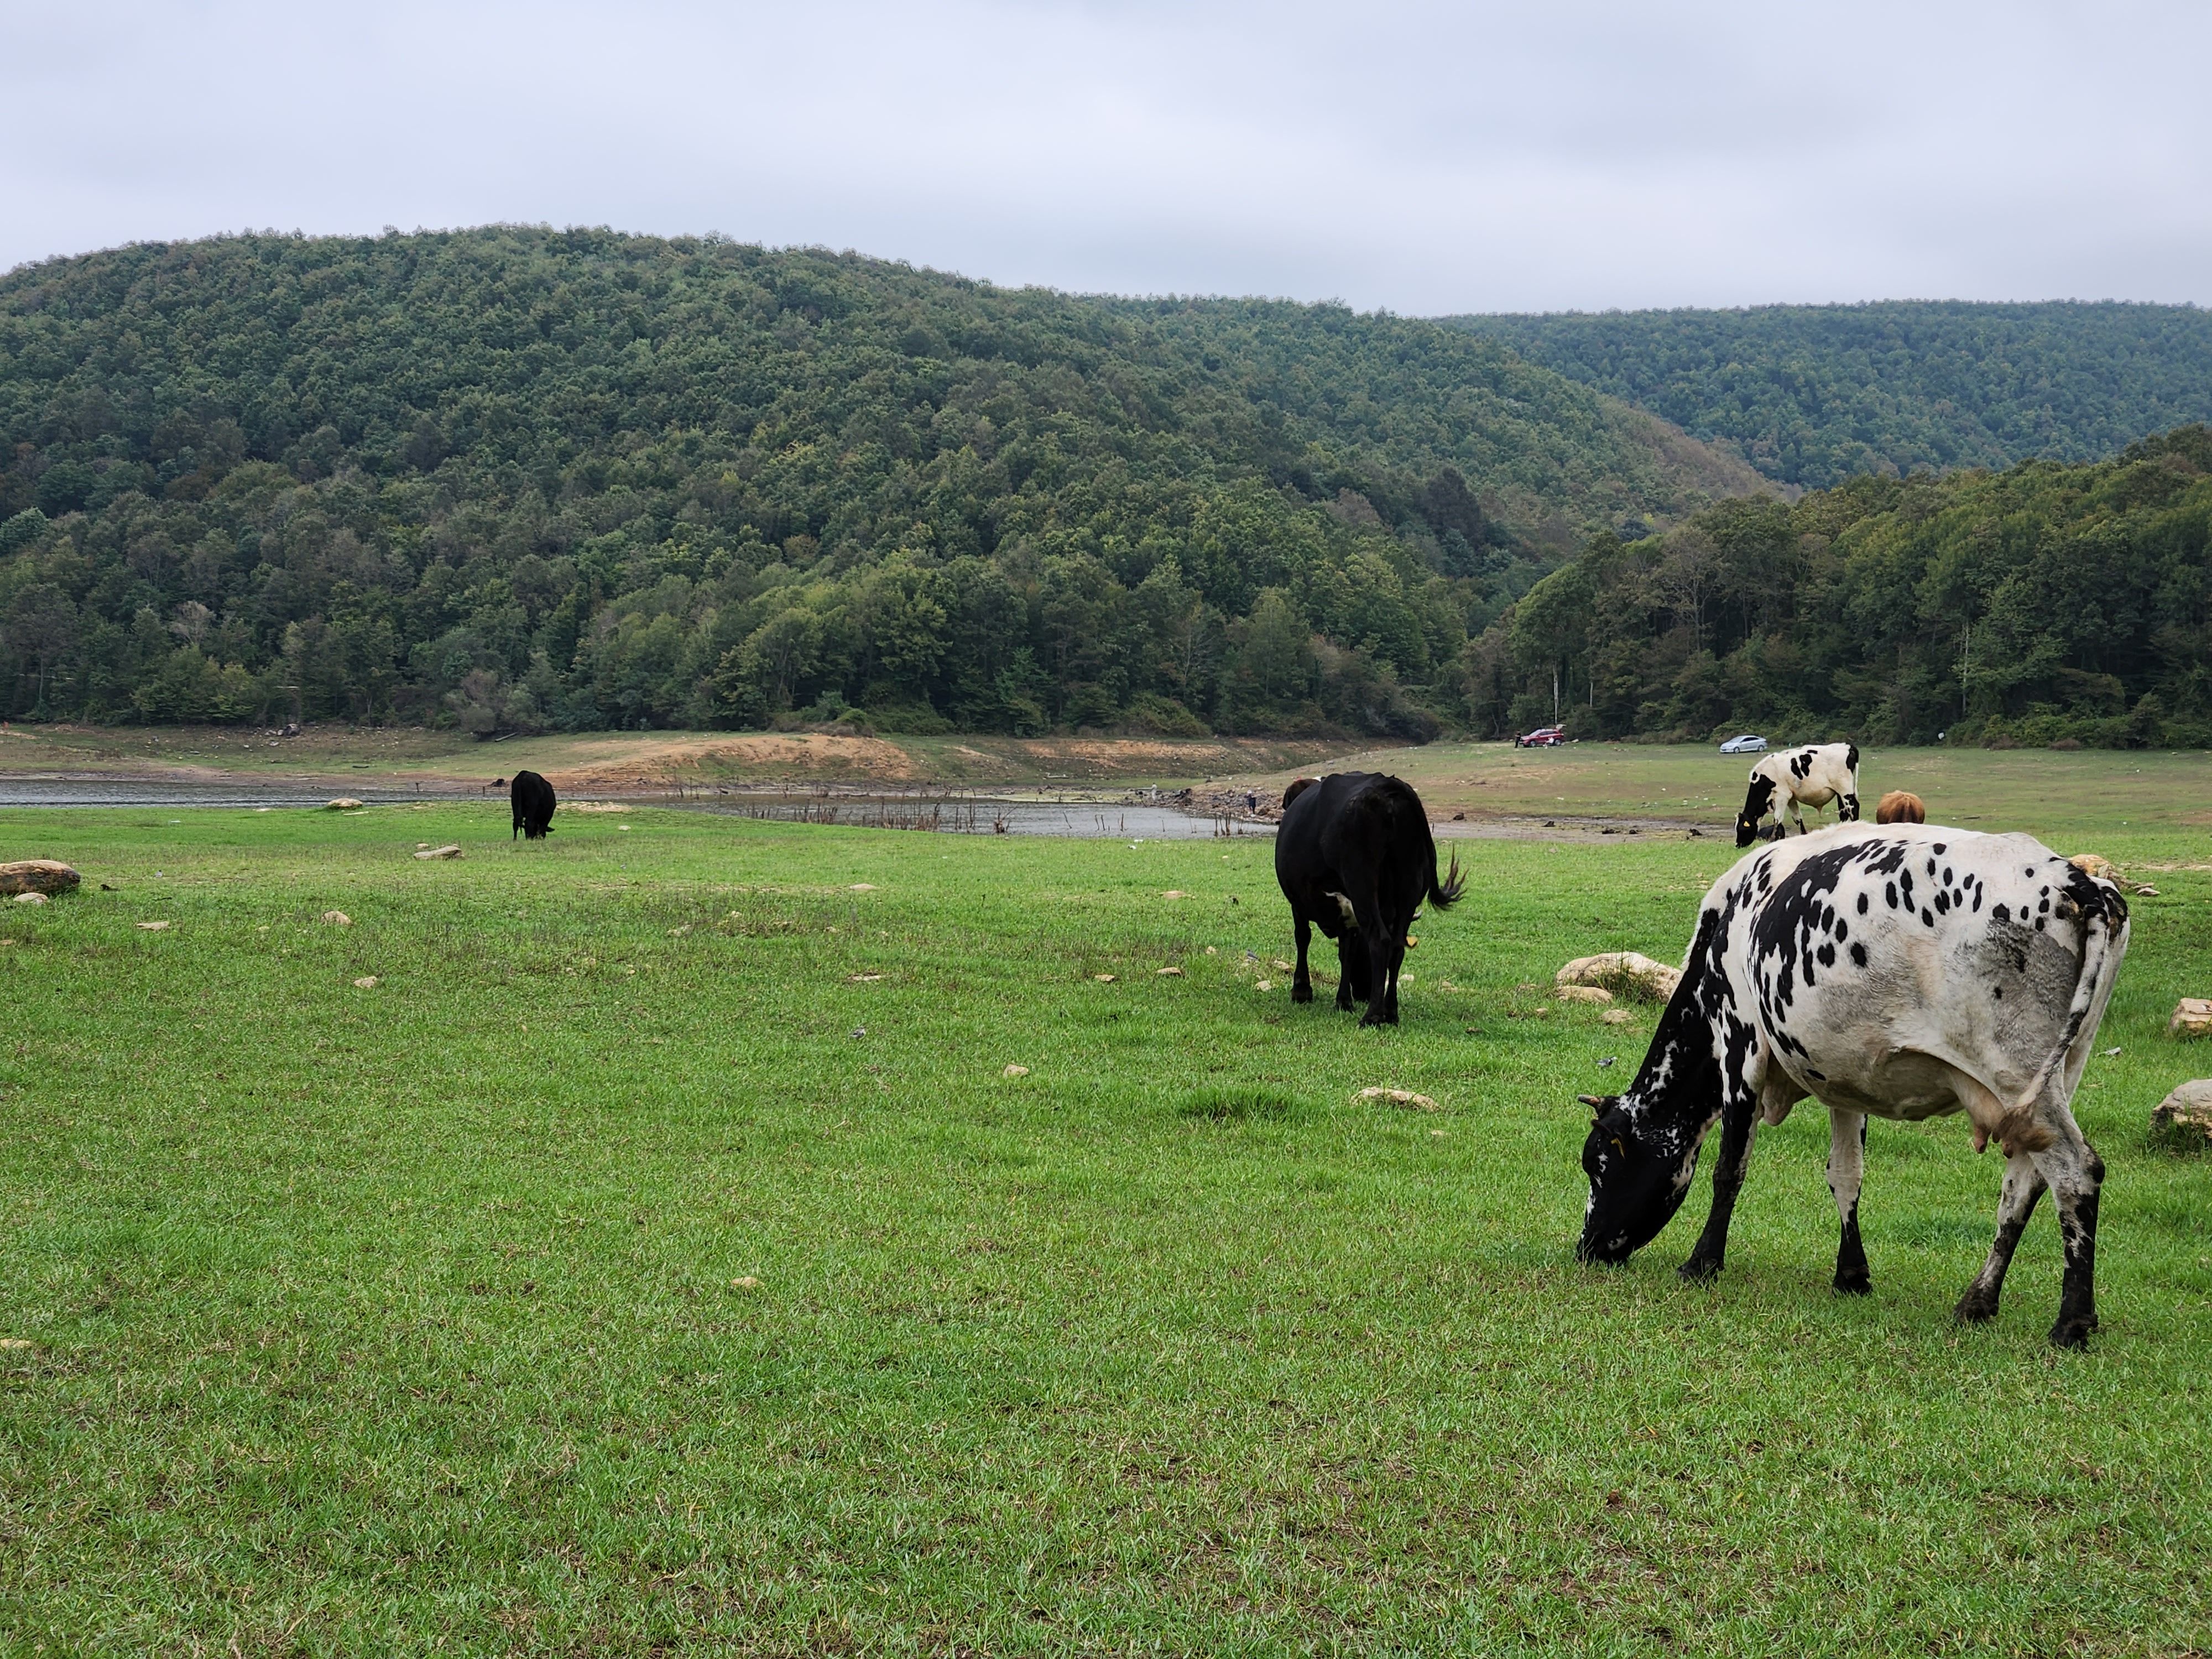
4,1,2208,314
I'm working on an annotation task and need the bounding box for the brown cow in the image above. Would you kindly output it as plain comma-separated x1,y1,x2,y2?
1875,790,1926,825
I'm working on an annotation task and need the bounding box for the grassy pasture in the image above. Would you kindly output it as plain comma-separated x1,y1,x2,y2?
1254,741,2212,843
1,797,2210,1654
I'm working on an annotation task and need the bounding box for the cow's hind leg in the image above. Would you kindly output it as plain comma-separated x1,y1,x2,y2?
1357,892,1397,1028
1383,933,1407,1023
1292,912,1314,1004
1954,1150,2046,1325
1333,931,1365,1010
1828,1109,1871,1294
2034,1135,2105,1349
1680,1093,1758,1281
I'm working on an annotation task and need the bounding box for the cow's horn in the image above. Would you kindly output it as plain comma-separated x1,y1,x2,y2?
1578,1094,1605,1112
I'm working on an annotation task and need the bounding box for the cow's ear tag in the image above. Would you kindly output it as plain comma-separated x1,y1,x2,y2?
1609,1136,1626,1157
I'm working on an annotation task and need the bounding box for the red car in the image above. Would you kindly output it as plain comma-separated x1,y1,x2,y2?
1514,726,1567,748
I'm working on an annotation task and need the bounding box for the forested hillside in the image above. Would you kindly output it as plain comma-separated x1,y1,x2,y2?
1448,302,2212,491
0,228,1761,737
1467,426,2212,749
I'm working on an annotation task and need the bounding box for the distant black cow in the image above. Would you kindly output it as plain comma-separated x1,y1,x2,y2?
504,770,557,840
1274,773,1464,1026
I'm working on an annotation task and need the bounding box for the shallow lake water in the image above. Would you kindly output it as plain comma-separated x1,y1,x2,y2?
0,777,1272,840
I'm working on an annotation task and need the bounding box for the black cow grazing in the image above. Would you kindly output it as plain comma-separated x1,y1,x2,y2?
1577,823,2128,1347
505,770,557,840
1274,773,1464,1026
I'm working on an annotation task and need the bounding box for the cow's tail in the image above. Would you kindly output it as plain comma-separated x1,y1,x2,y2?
2004,880,2130,1136
1426,826,1465,911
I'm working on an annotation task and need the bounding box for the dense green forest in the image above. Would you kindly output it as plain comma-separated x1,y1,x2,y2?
1448,302,2212,491
0,227,1763,738
1469,426,2212,749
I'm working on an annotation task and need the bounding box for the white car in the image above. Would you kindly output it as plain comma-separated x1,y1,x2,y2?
1719,733,1768,755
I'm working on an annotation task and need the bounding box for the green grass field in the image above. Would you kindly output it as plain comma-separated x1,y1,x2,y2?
1267,742,2212,843
3,795,2210,1654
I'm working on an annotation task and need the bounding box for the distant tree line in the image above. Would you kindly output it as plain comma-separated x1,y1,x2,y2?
1449,301,2212,491
1464,427,2212,749
0,228,1747,739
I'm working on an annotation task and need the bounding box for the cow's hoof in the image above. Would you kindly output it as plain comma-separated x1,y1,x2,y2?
1358,1011,1397,1029
1953,1287,2000,1324
1292,982,1313,1004
1833,1272,1872,1297
2048,1314,2098,1350
1677,1255,1721,1283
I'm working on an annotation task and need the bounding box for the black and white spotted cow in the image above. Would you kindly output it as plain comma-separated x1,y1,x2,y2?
1736,742,1861,847
1576,823,2129,1348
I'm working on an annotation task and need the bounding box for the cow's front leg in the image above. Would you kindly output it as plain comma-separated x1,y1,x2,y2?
1828,1109,1871,1294
1679,1093,1757,1281
1954,1150,2045,1324
2036,1138,2104,1348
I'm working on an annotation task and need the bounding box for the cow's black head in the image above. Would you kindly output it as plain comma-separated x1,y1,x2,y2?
1575,1094,1695,1264
1735,776,1775,848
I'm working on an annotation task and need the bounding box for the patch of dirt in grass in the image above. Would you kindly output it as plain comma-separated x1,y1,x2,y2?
544,734,921,787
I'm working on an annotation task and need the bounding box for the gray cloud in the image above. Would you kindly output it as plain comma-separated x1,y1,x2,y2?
3,0,2206,311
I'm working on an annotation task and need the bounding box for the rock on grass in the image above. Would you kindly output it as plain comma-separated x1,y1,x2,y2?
1359,1086,1440,1112
0,860,79,896
1557,952,1680,1003
2151,1079,2212,1148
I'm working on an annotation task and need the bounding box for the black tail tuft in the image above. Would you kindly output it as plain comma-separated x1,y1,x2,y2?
1431,848,1465,909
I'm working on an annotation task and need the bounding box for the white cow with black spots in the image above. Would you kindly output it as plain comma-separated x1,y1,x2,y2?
1736,742,1860,847
1575,822,2128,1348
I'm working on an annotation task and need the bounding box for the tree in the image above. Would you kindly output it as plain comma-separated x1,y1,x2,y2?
1652,528,1722,652
6,585,77,712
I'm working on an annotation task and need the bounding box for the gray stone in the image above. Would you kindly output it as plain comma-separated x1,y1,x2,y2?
2151,1079,2212,1147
